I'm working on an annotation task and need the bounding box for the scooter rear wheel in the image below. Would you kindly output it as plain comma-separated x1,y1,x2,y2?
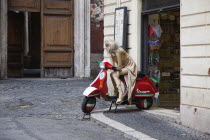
81,97,96,113
136,97,153,110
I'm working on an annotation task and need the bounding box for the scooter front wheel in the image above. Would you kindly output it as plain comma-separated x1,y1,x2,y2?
81,97,96,113
136,97,153,110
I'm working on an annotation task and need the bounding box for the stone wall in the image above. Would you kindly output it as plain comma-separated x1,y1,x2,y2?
180,0,210,133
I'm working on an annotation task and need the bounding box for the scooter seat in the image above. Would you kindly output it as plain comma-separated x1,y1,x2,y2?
106,95,118,101
119,71,146,78
137,71,146,78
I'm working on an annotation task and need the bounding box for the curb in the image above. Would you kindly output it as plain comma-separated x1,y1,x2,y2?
91,109,157,140
120,105,181,124
91,106,181,140
143,107,181,124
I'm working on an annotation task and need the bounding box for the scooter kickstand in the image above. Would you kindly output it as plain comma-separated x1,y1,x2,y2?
109,101,114,111
114,103,118,113
82,113,91,121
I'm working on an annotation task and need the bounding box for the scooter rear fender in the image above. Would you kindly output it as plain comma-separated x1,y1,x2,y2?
83,86,100,98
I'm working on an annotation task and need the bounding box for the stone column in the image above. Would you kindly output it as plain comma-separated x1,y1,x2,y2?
0,0,7,79
84,0,91,77
74,0,91,78
130,0,142,70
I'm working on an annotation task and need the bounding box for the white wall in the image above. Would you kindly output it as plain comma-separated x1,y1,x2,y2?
180,0,210,133
103,0,142,96
103,0,142,70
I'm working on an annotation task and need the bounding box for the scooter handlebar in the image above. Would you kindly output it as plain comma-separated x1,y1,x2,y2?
112,67,122,72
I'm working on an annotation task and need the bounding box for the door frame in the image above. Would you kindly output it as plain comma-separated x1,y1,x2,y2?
74,0,91,78
141,1,181,108
0,0,91,78
0,0,8,79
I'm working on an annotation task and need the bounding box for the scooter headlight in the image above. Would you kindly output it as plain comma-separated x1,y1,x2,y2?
99,62,105,69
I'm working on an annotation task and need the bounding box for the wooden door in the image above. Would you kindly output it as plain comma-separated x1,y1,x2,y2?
8,0,40,12
7,12,24,77
41,0,74,78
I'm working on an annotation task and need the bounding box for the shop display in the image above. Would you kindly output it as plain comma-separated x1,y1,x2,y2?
148,11,180,103
149,51,159,66
160,12,168,20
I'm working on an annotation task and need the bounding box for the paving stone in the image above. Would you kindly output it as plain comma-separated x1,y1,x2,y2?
0,78,127,140
2,78,209,140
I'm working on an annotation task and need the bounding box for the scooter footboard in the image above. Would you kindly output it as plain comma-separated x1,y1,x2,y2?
83,87,100,98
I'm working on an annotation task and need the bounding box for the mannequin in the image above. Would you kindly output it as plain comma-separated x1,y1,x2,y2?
104,40,137,104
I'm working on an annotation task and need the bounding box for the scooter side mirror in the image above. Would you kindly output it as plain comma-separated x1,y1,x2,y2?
96,61,102,64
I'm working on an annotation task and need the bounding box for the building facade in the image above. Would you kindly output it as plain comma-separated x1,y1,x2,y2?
104,0,210,133
180,0,210,133
0,0,91,78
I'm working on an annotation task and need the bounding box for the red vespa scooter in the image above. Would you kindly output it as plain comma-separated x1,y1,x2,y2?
81,61,159,113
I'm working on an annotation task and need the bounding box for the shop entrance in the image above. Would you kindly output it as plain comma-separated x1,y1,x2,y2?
147,11,180,109
141,0,180,109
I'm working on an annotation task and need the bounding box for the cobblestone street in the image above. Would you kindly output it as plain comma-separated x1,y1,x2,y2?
1,78,210,140
104,109,210,140
0,78,127,140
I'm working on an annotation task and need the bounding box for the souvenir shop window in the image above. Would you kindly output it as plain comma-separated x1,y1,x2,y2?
148,14,162,85
148,12,180,96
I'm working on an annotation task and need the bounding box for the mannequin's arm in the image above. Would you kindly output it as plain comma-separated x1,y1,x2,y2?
116,52,122,69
